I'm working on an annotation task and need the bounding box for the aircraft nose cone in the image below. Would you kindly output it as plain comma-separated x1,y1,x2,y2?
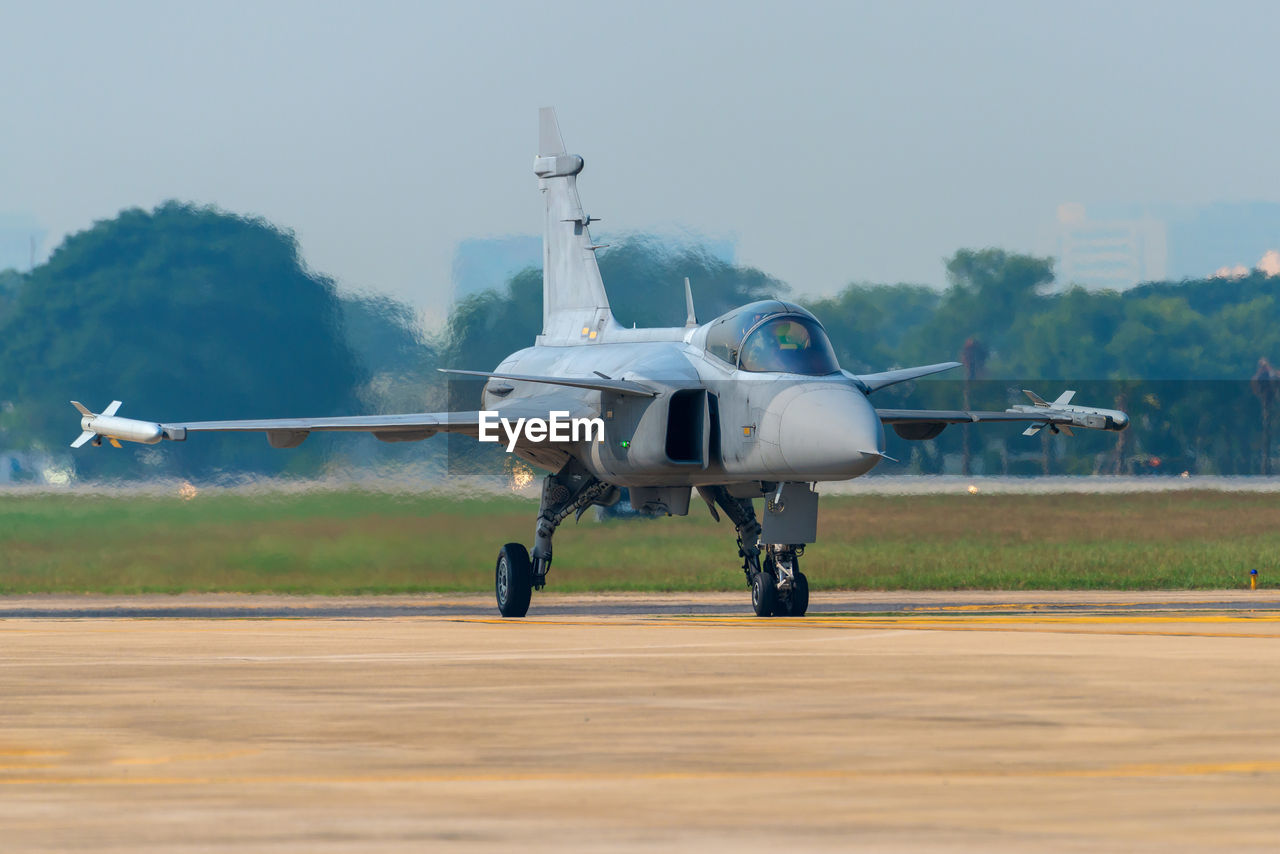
776,385,884,478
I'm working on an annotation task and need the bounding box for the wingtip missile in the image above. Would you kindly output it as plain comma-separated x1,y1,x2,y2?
69,401,166,448
1008,390,1129,434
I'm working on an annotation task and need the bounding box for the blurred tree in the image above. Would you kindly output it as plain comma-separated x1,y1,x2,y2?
915,249,1053,371
598,238,783,329
1002,287,1125,380
340,292,433,381
0,202,364,479
1251,358,1279,475
803,283,940,372
0,268,21,326
959,337,988,476
444,266,544,375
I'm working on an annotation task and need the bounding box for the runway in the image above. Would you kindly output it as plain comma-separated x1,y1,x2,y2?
4,589,1280,619
3,593,1279,852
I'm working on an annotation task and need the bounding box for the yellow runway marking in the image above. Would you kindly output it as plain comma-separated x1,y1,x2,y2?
450,613,1280,625
383,613,1280,639
904,600,1267,612
678,614,1280,624
660,614,1280,635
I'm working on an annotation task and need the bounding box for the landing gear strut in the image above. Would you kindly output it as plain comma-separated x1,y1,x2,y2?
495,458,613,618
704,486,808,618
705,485,763,582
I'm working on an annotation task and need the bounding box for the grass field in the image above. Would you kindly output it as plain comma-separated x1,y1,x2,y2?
0,489,1275,593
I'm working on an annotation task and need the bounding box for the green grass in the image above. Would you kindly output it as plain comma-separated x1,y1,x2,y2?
0,489,1274,593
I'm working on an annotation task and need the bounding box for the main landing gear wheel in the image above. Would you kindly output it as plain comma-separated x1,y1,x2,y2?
751,570,777,617
495,543,533,618
761,554,808,617
787,571,809,617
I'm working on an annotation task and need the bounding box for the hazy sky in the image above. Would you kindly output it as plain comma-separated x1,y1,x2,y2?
3,1,1279,323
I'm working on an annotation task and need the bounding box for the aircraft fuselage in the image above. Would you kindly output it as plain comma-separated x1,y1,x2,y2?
485,333,884,491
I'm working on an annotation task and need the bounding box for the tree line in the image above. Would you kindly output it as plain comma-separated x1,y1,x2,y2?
0,203,1275,480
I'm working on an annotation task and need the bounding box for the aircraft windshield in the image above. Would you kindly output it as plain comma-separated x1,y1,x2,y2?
705,302,840,375
739,315,840,375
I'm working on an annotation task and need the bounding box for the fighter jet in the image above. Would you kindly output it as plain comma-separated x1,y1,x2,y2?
70,108,1129,618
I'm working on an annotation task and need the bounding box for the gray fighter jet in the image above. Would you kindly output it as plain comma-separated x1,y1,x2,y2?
70,109,1129,618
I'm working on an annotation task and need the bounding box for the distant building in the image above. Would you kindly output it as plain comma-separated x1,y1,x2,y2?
0,213,45,272
1041,201,1280,289
1039,203,1167,292
1164,202,1280,280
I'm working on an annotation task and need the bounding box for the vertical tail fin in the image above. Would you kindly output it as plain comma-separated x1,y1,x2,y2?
539,107,567,156
535,107,618,344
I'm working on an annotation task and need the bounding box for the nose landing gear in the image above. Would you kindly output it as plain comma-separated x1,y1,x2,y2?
704,485,812,618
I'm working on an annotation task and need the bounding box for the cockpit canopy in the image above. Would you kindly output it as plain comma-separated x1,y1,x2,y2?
704,300,841,375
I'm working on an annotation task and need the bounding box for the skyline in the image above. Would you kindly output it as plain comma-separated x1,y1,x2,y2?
3,1,1279,320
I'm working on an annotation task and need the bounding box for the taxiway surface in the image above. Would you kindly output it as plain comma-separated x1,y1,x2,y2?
3,592,1278,852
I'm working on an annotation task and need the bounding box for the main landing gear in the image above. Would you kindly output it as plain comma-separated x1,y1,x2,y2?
705,486,809,618
494,470,810,619
495,459,613,618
